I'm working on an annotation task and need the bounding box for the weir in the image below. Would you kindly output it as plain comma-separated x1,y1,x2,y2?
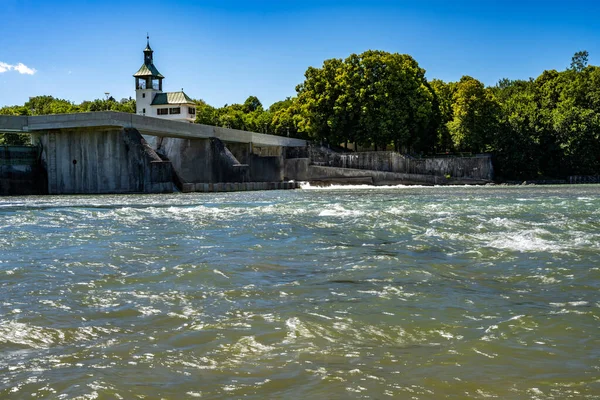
0,112,306,195
0,112,496,196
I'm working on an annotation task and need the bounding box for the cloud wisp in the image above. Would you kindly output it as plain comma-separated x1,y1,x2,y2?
0,62,37,75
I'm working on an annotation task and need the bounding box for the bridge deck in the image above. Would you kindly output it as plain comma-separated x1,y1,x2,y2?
0,111,306,147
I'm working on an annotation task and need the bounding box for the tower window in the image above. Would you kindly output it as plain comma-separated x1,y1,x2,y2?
142,93,146,98
157,108,169,115
143,108,146,114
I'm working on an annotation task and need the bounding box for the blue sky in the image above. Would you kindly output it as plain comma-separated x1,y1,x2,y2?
1,0,599,109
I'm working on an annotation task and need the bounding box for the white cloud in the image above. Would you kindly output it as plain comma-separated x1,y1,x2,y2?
0,61,36,75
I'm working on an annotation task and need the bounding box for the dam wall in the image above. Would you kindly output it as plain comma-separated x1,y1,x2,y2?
289,146,494,182
147,137,283,186
1,112,496,194
33,128,173,194
0,113,305,195
149,136,249,184
284,159,490,186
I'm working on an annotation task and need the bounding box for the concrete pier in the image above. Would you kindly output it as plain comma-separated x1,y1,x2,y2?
32,127,173,194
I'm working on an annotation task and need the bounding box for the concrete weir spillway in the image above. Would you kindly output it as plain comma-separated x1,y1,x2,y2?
0,112,306,195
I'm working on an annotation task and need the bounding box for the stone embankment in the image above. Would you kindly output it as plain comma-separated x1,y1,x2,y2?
283,145,494,186
569,175,600,184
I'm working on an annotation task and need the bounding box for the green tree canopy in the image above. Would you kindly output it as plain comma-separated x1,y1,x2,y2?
447,76,500,153
296,50,439,152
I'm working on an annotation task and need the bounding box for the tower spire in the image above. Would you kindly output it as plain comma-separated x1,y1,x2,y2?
134,35,164,93
143,34,153,64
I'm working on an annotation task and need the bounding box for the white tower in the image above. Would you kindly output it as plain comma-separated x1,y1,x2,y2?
133,36,164,116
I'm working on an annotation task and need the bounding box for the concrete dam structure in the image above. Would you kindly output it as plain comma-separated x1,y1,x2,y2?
0,112,306,195
0,111,494,195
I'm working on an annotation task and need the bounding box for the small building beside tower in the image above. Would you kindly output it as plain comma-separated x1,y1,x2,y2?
133,36,196,122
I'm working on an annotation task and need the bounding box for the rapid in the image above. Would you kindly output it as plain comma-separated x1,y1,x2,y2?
1,184,599,399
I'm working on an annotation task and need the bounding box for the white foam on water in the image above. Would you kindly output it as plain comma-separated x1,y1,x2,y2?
219,336,275,363
284,317,315,342
528,274,560,284
0,321,60,349
213,269,229,279
300,182,427,190
485,229,563,253
568,301,589,307
137,306,162,316
384,205,412,216
487,217,519,229
572,232,600,249
550,302,566,307
318,203,365,217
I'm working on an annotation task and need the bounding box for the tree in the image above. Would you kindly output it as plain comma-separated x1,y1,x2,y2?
25,96,79,115
296,51,439,152
491,79,542,179
296,58,346,144
268,97,294,113
242,96,263,113
194,100,219,125
429,79,455,152
270,97,305,138
447,76,500,153
488,53,600,179
217,104,246,130
570,50,589,72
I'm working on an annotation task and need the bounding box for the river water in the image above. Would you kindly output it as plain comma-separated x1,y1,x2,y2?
1,185,599,399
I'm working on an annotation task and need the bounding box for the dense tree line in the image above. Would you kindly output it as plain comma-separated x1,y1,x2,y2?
2,50,599,180
0,96,136,145
194,95,306,139
0,95,136,116
196,50,600,180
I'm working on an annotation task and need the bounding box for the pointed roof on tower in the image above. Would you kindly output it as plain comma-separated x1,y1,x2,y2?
133,63,164,78
144,36,152,52
133,35,164,79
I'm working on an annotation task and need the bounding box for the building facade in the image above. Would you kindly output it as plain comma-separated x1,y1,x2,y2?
133,37,196,122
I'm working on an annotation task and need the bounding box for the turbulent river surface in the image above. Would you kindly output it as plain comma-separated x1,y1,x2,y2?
1,184,599,399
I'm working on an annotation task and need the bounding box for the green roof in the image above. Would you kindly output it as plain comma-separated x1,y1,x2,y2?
133,63,164,78
151,91,194,105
